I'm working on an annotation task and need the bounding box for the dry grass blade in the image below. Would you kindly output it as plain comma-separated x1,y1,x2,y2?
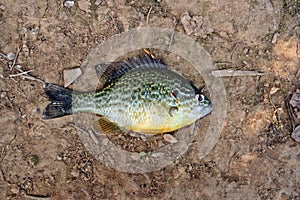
211,69,265,77
146,6,153,25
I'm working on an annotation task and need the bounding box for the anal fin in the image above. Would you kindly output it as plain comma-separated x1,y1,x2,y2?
92,117,123,135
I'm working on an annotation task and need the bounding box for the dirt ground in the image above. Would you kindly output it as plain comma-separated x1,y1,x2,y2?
0,0,299,199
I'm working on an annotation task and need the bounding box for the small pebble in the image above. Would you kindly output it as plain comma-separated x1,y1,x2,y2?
219,31,228,38
6,52,15,61
16,64,22,69
0,4,6,11
78,0,91,13
270,86,280,95
95,0,102,6
163,134,178,144
64,0,74,8
56,155,62,161
0,91,6,98
271,32,279,44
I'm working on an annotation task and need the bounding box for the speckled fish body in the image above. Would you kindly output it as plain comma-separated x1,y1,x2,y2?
43,55,212,134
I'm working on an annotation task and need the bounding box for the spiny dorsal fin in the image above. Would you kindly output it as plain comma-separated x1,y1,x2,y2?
95,54,167,87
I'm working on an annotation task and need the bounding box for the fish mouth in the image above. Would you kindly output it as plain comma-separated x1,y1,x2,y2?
198,103,213,119
187,103,212,120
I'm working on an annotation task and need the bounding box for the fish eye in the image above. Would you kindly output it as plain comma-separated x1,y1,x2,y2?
195,94,205,102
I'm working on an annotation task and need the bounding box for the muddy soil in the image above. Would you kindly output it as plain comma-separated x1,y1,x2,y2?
0,0,299,199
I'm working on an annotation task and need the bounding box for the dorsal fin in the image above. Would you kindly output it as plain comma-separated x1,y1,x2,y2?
95,54,166,87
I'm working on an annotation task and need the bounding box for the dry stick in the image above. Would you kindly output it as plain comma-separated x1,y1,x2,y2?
0,52,8,59
10,46,22,71
211,69,265,77
146,6,153,25
9,70,34,77
3,46,45,87
10,67,45,86
24,194,50,200
10,63,45,86
20,75,45,85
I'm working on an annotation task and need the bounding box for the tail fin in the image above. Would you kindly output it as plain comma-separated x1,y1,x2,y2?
42,83,73,119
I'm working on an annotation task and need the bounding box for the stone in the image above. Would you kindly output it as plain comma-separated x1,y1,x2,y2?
63,67,82,87
64,0,74,8
6,52,15,60
78,0,91,13
163,134,178,144
181,12,213,38
271,32,279,44
181,12,194,35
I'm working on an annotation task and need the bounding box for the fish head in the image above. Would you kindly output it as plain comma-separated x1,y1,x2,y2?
188,93,212,120
167,92,212,130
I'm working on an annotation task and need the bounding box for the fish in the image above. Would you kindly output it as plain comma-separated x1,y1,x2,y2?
42,54,212,134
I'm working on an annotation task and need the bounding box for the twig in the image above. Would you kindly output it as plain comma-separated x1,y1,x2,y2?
24,194,50,200
211,69,265,77
20,75,45,85
9,69,45,86
10,64,45,86
10,46,22,71
3,47,45,85
9,70,34,77
0,52,8,59
146,6,152,25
